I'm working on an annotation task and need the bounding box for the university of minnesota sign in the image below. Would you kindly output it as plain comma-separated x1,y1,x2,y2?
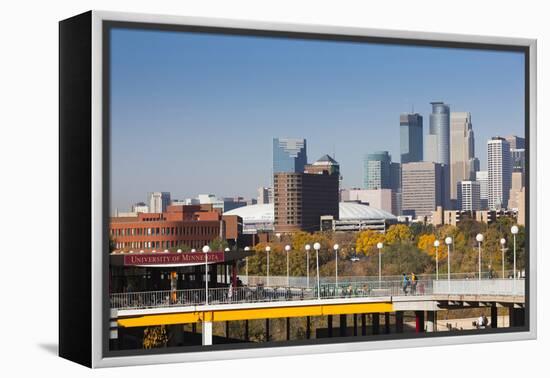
123,252,225,266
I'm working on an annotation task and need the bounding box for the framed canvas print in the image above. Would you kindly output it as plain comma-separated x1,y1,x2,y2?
59,10,537,368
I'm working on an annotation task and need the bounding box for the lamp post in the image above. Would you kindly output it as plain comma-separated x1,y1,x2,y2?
265,245,271,287
285,245,291,287
314,242,321,300
376,242,383,285
445,237,453,291
476,233,484,280
333,244,339,286
434,240,440,280
244,246,250,284
500,238,506,279
511,225,519,292
202,245,210,305
305,244,311,288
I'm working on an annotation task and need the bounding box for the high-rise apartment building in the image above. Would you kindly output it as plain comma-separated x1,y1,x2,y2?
401,162,449,218
450,112,478,202
274,155,339,232
148,192,171,213
487,137,512,210
425,102,450,165
400,113,423,163
273,138,307,173
476,170,489,210
457,181,481,211
364,151,391,190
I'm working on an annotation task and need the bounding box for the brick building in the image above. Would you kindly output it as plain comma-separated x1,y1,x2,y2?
110,204,241,252
274,155,339,233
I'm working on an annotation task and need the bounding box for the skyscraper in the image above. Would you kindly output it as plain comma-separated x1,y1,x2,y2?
425,102,451,165
274,155,339,232
505,135,525,149
257,187,273,204
476,170,489,210
363,151,391,190
511,148,526,180
400,113,423,163
450,112,477,203
273,138,307,173
148,192,171,213
508,171,524,210
402,162,449,218
487,137,512,210
457,181,481,211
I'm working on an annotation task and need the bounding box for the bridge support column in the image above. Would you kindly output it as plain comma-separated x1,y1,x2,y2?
415,311,425,333
266,319,270,342
202,321,213,346
286,317,291,340
328,315,333,337
353,314,358,336
109,309,119,350
361,314,367,336
306,316,311,339
245,320,249,342
384,312,391,334
426,311,437,332
491,305,498,328
395,311,404,333
340,314,347,336
372,313,380,335
225,321,230,340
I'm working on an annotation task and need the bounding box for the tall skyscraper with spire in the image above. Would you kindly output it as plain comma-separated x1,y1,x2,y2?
450,112,479,203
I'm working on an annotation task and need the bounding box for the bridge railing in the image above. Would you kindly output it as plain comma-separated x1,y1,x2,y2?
433,278,525,296
241,271,520,287
110,280,430,310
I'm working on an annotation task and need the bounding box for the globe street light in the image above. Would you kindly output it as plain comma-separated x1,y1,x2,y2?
333,244,339,287
305,244,311,288
433,240,440,280
500,238,507,279
476,233,484,280
313,242,321,300
445,236,453,291
244,246,250,284
285,245,291,287
376,242,383,285
265,245,271,287
202,245,210,305
224,247,230,252
511,225,519,290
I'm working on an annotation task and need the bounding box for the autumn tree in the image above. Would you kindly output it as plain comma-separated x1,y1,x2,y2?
385,224,412,245
355,230,384,256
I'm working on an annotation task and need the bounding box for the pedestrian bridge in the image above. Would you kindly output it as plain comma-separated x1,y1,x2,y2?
111,278,525,345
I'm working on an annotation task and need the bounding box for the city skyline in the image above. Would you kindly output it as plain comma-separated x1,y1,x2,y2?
110,28,525,212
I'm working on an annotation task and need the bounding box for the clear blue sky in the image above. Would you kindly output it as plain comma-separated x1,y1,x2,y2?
110,27,525,212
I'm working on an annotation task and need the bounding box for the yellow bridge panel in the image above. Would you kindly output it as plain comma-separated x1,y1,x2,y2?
118,302,393,328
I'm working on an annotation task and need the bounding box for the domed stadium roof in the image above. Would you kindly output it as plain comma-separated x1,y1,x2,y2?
224,202,396,224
